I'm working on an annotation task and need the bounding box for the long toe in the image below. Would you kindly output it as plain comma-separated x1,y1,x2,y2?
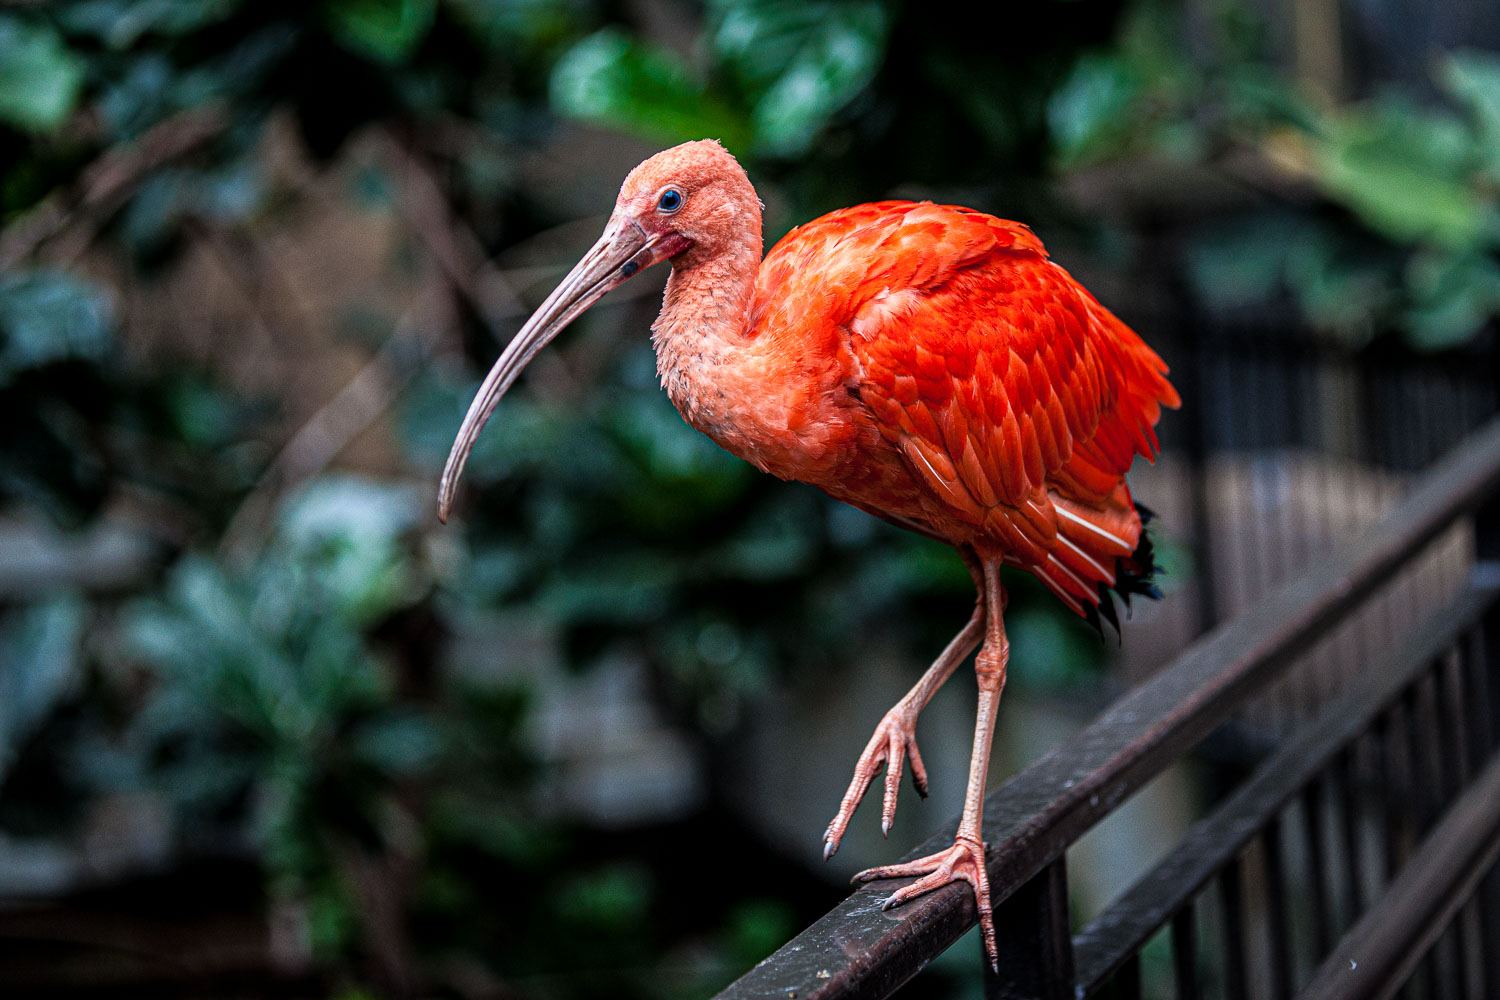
852,855,942,883
855,837,998,971
825,709,924,859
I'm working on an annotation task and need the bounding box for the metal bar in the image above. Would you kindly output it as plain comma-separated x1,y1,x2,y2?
1110,954,1141,1000
1300,782,1333,957
1069,586,1498,992
1458,897,1483,1000
1436,920,1463,1000
1480,868,1500,999
1222,860,1249,1000
1375,711,1403,885
1336,748,1364,927
986,857,1073,1000
1477,600,1500,996
1466,627,1494,766
717,418,1500,1000
1440,651,1471,794
1263,821,1293,1000
1295,752,1500,1000
1171,904,1199,1000
1405,683,1436,836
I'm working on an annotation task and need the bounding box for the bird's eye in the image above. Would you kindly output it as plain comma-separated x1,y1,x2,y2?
657,188,683,213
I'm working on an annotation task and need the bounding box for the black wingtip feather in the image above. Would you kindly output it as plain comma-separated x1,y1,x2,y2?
1085,502,1166,639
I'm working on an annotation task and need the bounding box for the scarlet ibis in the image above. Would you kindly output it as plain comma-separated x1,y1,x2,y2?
439,140,1179,967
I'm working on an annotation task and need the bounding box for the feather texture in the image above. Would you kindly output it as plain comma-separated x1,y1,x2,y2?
653,199,1179,618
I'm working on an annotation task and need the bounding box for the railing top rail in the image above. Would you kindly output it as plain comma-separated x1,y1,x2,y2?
1296,751,1500,1000
1072,582,1500,993
718,416,1500,1000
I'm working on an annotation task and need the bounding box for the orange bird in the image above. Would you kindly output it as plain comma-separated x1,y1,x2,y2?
439,140,1179,966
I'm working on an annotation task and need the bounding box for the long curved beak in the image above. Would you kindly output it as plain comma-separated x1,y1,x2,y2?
438,213,665,522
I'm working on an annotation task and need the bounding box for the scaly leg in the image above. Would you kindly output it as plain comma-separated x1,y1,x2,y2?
822,604,982,859
823,554,987,860
854,557,1009,970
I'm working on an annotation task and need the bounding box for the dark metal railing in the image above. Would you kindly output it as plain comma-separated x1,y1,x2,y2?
717,416,1500,999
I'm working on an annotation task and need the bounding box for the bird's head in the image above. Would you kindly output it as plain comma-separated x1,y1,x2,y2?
437,139,759,522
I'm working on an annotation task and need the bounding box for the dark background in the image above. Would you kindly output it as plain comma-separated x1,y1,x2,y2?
1,0,1498,997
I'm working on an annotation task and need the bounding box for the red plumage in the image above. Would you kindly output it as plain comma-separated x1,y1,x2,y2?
439,141,1179,968
735,200,1179,617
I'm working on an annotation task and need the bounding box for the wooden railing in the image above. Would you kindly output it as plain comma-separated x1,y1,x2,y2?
716,416,1500,999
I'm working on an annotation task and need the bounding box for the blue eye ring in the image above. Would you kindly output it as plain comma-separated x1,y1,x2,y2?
657,188,683,213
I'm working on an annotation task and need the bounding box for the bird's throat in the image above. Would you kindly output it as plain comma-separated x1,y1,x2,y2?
651,240,762,433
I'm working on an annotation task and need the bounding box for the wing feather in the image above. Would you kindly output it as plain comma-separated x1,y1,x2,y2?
754,200,1177,577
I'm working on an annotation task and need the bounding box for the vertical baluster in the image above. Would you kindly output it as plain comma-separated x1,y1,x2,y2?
1419,669,1451,811
1431,653,1469,1000
1405,682,1437,838
1417,924,1445,1000
1337,745,1365,922
987,857,1074,1000
1262,820,1293,999
1478,590,1500,1000
1380,705,1409,880
1480,867,1500,999
1439,915,1466,1000
1464,628,1493,764
1460,896,1484,1000
1172,903,1199,1000
1300,781,1333,958
1221,858,1248,1000
1474,466,1500,998
1111,955,1142,1000
1440,650,1471,791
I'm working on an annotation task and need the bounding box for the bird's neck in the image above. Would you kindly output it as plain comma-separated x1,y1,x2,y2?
651,236,763,438
649,229,858,484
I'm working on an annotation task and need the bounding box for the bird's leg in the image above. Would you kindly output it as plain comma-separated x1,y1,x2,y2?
854,558,1008,970
821,602,983,859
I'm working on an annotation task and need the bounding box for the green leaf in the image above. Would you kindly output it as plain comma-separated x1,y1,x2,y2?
1439,49,1500,178
0,595,86,779
1312,99,1484,249
1402,249,1500,350
1048,55,1145,167
56,0,242,49
0,17,85,133
550,29,750,150
709,0,888,156
447,0,584,55
325,0,435,64
0,271,114,384
351,712,443,776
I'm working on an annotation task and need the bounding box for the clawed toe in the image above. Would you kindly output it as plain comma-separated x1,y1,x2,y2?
853,836,998,970
822,708,926,860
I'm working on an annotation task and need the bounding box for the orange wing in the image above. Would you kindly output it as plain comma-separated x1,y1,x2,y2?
761,202,1179,613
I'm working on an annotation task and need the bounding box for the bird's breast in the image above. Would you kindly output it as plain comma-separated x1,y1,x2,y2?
654,326,936,531
656,331,850,478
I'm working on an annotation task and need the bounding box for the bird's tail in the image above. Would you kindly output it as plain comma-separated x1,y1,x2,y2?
1089,502,1165,635
1033,486,1164,635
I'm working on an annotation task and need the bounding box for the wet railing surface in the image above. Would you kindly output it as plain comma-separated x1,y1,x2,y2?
716,416,1500,1000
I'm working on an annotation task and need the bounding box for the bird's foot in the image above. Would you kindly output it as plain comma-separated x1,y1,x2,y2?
854,834,997,970
822,704,928,860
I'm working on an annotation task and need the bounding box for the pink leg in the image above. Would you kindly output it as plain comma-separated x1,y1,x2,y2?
854,558,1009,970
822,604,983,859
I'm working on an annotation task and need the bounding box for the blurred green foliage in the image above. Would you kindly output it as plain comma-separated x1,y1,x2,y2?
1047,1,1500,348
0,0,1028,993
551,0,889,157
0,0,1494,996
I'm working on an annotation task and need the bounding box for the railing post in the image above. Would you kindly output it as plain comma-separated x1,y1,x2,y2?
1476,478,1500,995
1480,478,1500,580
985,857,1075,1000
